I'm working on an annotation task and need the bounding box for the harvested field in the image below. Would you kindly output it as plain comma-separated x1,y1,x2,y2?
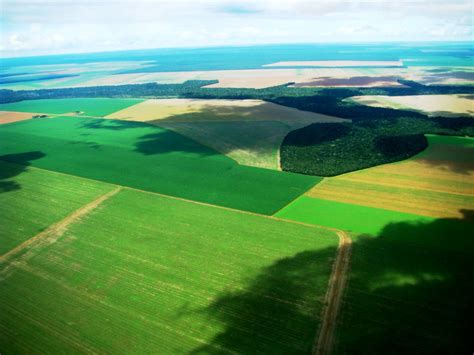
0,116,319,214
263,61,404,67
0,111,41,124
306,135,474,219
348,94,474,117
106,98,348,169
0,187,339,353
0,159,114,255
0,98,144,117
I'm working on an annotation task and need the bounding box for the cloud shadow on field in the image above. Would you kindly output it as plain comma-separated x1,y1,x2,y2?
190,211,474,354
0,151,46,193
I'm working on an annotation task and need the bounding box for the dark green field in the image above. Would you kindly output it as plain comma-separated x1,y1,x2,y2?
334,215,474,354
0,186,339,353
0,116,319,214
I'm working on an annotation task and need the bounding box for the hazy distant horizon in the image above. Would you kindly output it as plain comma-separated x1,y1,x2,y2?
1,0,472,58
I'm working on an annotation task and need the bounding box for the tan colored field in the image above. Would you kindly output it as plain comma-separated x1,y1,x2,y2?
0,111,39,124
263,60,404,67
106,98,349,170
349,94,474,117
307,135,474,218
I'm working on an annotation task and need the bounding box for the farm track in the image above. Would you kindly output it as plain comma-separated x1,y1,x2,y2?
314,230,352,355
0,187,121,279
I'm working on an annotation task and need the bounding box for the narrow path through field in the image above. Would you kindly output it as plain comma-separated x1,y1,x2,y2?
0,187,121,279
314,230,352,355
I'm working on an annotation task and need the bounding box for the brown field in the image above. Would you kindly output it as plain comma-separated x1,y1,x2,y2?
348,94,474,117
0,111,40,124
106,98,349,170
292,75,406,88
307,135,474,219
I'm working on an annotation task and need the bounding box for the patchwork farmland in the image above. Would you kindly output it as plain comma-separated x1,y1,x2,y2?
1,42,474,354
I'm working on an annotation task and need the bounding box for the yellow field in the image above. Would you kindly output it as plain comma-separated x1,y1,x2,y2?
0,111,39,124
106,98,349,170
307,135,474,218
348,94,474,117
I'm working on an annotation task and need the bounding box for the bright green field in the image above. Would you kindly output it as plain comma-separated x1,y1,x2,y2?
0,160,114,255
0,117,319,214
0,98,143,117
0,187,339,353
275,196,432,235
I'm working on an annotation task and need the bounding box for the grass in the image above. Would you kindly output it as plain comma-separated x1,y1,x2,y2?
306,135,474,218
0,116,320,214
275,196,432,236
0,159,114,255
0,98,143,117
0,187,339,353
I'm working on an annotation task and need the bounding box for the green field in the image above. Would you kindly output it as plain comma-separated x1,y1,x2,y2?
0,187,339,353
0,98,143,117
275,196,432,235
0,116,320,214
334,214,474,354
0,159,114,255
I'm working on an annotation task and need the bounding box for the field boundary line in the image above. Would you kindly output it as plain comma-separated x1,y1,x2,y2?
0,187,122,278
313,230,352,355
1,161,336,230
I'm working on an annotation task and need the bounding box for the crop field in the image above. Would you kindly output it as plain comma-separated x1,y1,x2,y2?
0,111,40,125
0,159,114,255
0,98,144,117
306,135,474,219
106,98,348,169
0,116,319,214
275,196,431,236
333,207,474,354
0,186,339,353
348,94,474,117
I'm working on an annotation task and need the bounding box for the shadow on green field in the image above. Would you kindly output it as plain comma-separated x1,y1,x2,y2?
79,117,221,157
0,151,45,193
191,211,473,354
191,247,338,354
335,209,474,354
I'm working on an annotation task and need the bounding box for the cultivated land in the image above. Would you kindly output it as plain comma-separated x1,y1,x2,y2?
106,98,348,169
348,94,474,117
305,135,474,219
0,186,339,353
0,111,40,124
0,160,115,255
0,116,319,214
0,98,144,117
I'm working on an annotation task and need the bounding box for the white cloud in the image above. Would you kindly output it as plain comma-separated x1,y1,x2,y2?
0,0,472,57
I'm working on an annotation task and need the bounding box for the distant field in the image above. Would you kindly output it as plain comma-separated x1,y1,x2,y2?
107,98,348,169
348,94,474,117
306,135,474,219
0,160,114,255
263,60,404,67
0,116,319,214
0,187,339,353
0,98,144,117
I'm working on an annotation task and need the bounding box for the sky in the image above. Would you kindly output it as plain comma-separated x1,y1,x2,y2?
0,0,473,57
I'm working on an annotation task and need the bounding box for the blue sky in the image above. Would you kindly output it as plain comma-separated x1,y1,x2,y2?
0,0,472,57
